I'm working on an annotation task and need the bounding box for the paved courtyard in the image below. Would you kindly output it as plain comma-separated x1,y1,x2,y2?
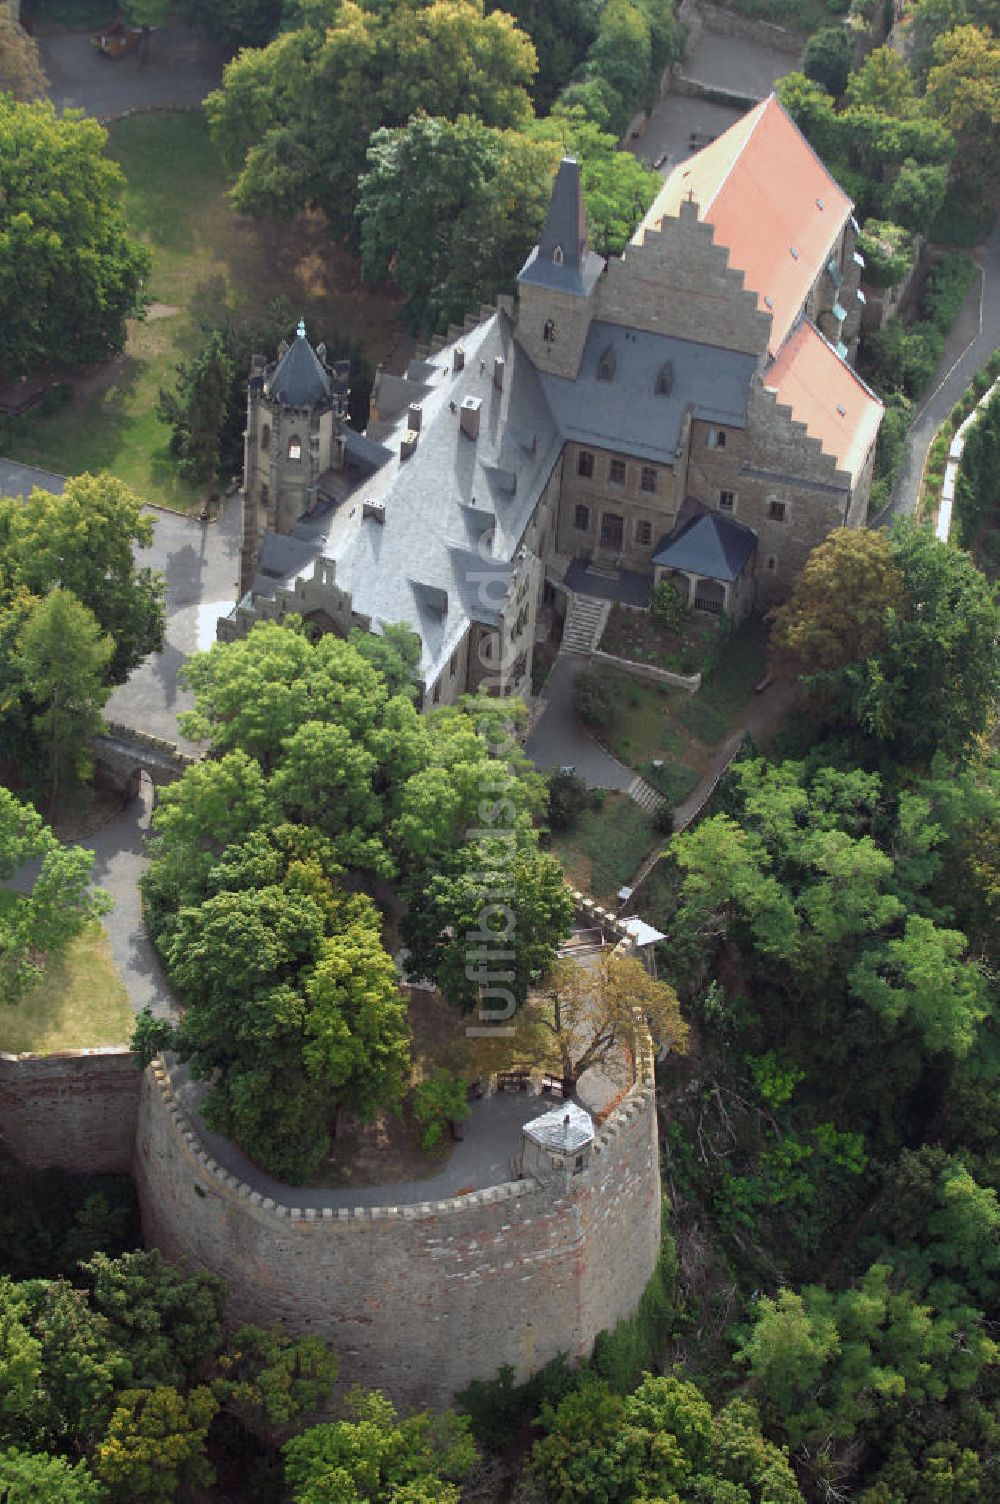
36,20,225,120
526,655,635,791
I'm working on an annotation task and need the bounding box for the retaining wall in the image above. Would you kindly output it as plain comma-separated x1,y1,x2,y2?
0,1048,140,1173
591,646,702,693
134,1058,661,1409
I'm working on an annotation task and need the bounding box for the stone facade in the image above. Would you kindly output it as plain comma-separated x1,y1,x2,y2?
0,1049,140,1175
235,102,881,702
133,1057,662,1410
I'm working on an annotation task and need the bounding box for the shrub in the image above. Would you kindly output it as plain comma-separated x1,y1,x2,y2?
548,769,590,832
922,252,976,335
572,666,614,728
856,220,915,288
411,1070,469,1150
803,25,853,96
649,579,689,634
652,800,676,836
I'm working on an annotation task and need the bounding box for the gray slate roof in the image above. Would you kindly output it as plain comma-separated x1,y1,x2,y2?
540,322,756,466
653,512,757,582
517,158,604,298
264,327,333,408
524,1101,594,1153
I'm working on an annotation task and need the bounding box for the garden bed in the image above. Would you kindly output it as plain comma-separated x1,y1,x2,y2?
599,602,721,675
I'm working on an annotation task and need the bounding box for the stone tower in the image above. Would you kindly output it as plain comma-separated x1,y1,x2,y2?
515,157,604,380
240,321,350,596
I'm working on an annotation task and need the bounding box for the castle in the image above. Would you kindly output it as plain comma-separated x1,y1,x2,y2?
224,92,883,708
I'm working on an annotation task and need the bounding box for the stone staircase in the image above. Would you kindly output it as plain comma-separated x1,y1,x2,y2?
626,774,664,814
562,593,610,654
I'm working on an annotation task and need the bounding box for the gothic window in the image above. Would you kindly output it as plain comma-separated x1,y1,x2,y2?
655,362,674,396
577,450,594,479
260,482,269,508
609,459,626,485
597,345,616,382
553,244,564,265
574,504,590,531
636,520,653,546
260,423,270,451
449,650,458,679
719,490,736,512
640,466,657,494
288,436,302,461
543,319,556,344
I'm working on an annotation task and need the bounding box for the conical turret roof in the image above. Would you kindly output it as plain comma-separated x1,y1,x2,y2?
264,320,333,407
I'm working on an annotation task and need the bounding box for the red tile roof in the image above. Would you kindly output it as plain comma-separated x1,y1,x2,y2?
636,95,853,357
766,321,883,480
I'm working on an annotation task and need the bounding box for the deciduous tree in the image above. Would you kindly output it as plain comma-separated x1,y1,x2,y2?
0,1,46,100
0,98,149,376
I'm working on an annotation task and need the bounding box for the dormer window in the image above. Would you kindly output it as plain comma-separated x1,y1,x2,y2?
655,362,673,396
288,436,302,461
543,319,556,344
552,243,564,265
597,345,616,382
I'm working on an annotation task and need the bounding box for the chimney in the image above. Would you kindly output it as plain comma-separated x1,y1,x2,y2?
460,395,482,440
400,429,419,461
407,402,423,431
493,356,505,390
453,346,465,373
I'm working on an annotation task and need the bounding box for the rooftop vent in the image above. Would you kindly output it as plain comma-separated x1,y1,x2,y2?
763,295,774,309
407,402,422,432
836,403,847,417
400,429,419,461
460,395,482,441
493,355,505,390
790,246,800,260
363,500,386,524
816,197,825,210
453,346,465,373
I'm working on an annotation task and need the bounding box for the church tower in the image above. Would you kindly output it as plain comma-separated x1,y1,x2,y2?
240,321,349,596
515,157,604,380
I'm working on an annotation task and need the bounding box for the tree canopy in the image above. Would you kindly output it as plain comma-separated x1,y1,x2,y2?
0,98,149,376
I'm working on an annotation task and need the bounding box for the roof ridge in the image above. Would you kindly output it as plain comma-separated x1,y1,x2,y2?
795,317,885,406
704,95,770,215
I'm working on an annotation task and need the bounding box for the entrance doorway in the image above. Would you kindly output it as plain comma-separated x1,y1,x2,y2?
600,512,624,549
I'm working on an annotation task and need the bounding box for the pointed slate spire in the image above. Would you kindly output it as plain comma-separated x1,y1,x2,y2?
517,157,603,297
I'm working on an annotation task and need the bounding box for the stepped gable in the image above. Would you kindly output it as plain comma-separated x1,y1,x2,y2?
638,94,853,356
765,320,883,481
264,320,334,407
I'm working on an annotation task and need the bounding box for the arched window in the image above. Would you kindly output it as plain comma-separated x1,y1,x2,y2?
260,423,271,451
288,435,302,461
543,319,556,344
552,244,564,265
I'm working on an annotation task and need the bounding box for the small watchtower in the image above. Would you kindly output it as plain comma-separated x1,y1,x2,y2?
521,1101,595,1182
515,158,604,381
240,320,350,595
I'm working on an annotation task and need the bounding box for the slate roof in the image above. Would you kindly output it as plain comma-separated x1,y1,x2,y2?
264,324,334,407
524,1102,594,1154
653,512,758,582
539,321,757,466
517,157,605,298
637,94,853,357
765,319,883,482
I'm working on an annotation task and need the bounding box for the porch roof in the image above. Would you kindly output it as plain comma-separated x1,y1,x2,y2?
652,512,757,583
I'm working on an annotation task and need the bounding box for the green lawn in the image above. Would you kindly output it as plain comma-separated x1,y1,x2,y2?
551,793,660,902
589,618,768,789
5,111,404,512
0,919,132,1054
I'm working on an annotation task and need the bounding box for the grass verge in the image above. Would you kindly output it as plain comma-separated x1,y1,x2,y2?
551,793,659,901
0,920,132,1054
4,111,404,512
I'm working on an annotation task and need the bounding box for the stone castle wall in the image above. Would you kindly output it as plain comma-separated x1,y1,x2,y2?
133,1057,661,1410
0,1048,140,1174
